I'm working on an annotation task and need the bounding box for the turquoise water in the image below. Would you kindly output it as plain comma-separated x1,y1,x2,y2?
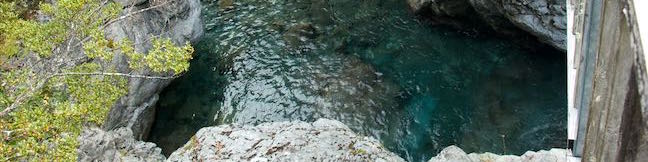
148,0,566,161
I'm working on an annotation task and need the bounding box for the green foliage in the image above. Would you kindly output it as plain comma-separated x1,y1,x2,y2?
136,38,194,74
121,37,194,74
0,2,20,57
0,0,194,160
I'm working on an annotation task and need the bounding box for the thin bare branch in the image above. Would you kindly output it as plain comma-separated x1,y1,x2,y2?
0,71,176,116
74,0,175,48
101,0,174,30
54,72,176,79
0,75,52,117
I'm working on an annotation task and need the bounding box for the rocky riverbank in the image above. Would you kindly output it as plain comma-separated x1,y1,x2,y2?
81,0,568,161
97,0,565,143
79,119,569,161
79,119,404,161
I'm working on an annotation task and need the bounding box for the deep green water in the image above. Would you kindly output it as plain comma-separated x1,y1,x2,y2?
148,0,567,161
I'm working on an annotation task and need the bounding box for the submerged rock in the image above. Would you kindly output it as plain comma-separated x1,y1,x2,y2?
408,0,566,51
166,119,405,161
282,22,320,52
428,145,570,162
217,0,235,10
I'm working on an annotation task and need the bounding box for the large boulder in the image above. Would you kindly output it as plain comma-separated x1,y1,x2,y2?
77,128,166,161
408,0,566,51
80,119,403,161
166,119,405,162
101,0,203,140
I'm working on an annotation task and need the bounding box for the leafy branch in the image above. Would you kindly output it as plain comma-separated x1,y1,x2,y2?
0,0,193,160
54,72,178,79
0,71,176,117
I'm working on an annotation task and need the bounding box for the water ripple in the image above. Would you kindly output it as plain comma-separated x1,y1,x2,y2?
149,0,567,161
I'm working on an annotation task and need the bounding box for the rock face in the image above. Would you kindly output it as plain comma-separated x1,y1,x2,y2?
166,119,405,162
428,145,570,162
77,128,166,161
408,0,566,51
101,0,203,140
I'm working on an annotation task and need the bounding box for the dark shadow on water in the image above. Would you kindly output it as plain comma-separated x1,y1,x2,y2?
147,39,229,155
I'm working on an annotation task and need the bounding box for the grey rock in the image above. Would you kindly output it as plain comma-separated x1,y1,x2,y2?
428,145,570,162
407,0,474,29
407,0,472,17
498,0,566,51
102,0,203,140
77,127,166,162
428,146,473,162
166,119,405,162
407,0,567,51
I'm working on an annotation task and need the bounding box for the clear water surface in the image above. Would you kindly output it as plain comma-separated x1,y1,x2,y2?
148,0,567,161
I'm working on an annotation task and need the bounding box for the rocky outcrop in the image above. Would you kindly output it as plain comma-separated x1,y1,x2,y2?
79,119,403,161
77,128,166,161
101,0,203,140
80,119,570,161
167,119,405,161
408,0,566,51
428,145,570,162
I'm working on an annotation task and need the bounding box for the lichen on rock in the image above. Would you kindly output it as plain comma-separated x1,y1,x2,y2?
166,119,405,162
